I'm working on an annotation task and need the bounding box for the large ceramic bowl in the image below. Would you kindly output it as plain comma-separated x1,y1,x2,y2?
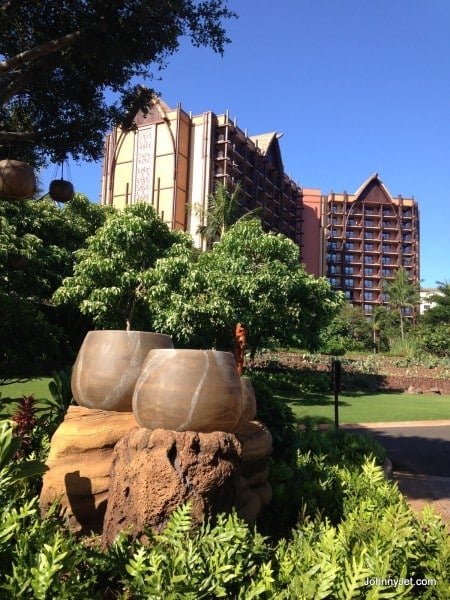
132,349,243,432
71,330,174,411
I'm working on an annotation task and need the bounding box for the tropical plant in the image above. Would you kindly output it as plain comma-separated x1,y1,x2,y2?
145,218,344,357
193,182,261,246
53,203,192,330
0,194,109,376
383,267,420,341
0,1,234,167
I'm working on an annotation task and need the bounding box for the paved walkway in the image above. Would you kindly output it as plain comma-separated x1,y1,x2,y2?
341,421,450,527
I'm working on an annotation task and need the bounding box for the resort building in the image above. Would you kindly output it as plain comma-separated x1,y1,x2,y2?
100,99,420,318
420,288,441,315
302,174,420,318
101,98,303,249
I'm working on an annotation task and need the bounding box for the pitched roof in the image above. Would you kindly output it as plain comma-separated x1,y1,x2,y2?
353,173,394,204
249,132,284,171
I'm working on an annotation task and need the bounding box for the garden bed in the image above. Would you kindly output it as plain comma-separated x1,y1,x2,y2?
251,352,450,394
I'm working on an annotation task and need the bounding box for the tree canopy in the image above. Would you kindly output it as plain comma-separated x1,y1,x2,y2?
415,281,450,357
53,203,191,330
0,0,234,167
0,193,108,377
144,219,344,357
382,267,419,341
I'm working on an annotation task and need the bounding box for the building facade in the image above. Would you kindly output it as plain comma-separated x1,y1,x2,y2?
303,173,420,317
101,100,420,317
101,99,302,249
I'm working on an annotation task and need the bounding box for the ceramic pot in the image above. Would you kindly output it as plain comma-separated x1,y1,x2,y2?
240,377,257,421
71,330,173,411
0,159,36,200
132,349,243,432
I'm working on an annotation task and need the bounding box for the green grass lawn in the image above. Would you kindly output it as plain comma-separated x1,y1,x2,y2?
1,375,449,425
286,391,450,425
0,377,53,401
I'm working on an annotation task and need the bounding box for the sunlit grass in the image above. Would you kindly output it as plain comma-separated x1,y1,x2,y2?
286,391,450,425
0,377,53,401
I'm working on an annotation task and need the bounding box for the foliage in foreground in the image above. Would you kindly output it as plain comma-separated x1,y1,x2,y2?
0,371,448,598
0,458,448,598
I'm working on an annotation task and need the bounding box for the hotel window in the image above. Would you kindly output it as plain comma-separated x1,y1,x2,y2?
382,268,391,277
365,231,373,239
365,207,374,215
382,256,391,265
344,266,354,275
330,277,339,287
364,243,374,251
382,244,390,253
365,279,373,288
364,291,374,300
344,254,354,263
346,241,355,250
346,230,355,238
382,293,389,302
364,267,374,275
345,290,353,300
382,232,390,240
344,278,354,288
364,220,373,227
364,304,373,313
364,255,373,264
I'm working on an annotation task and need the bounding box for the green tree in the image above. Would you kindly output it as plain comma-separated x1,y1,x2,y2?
320,302,373,354
382,267,419,341
53,203,191,330
0,193,108,376
144,219,344,358
0,1,234,167
420,281,450,326
193,182,259,246
416,281,450,356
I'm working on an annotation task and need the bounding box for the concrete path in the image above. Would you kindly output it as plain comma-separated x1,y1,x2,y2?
341,421,450,526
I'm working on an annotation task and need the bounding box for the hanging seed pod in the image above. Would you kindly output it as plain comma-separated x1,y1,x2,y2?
0,159,36,200
49,179,75,203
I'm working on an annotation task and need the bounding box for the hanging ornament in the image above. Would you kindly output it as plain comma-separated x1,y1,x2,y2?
0,159,36,200
49,160,74,203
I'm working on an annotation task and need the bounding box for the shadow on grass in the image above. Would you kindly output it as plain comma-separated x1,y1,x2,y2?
277,392,351,408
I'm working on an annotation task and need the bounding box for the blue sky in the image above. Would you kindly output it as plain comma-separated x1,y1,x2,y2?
40,0,450,287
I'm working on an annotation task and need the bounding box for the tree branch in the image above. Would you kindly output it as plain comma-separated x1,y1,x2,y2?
0,21,108,74
0,130,38,141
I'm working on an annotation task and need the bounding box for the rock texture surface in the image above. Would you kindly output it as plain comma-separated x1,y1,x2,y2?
235,420,273,519
102,428,244,545
39,406,138,533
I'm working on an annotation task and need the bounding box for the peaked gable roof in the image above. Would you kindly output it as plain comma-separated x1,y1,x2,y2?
353,173,394,204
249,132,284,171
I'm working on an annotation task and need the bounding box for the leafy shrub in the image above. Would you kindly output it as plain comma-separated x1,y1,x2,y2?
246,370,300,463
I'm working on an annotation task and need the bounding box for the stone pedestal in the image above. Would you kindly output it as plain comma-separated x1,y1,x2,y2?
39,406,138,533
102,428,244,545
